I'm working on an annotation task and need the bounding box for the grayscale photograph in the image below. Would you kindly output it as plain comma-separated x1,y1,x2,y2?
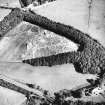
0,0,105,105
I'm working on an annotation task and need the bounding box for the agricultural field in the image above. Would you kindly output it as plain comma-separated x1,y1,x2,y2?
0,0,105,105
